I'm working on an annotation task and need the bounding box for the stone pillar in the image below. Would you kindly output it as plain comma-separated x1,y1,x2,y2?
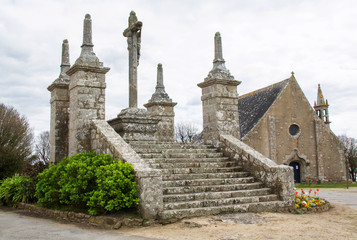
47,39,70,164
198,32,241,146
144,64,177,142
67,14,110,156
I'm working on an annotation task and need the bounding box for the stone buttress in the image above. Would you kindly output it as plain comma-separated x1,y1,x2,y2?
66,14,110,156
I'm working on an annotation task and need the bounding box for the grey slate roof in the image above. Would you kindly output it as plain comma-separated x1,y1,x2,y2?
238,78,290,138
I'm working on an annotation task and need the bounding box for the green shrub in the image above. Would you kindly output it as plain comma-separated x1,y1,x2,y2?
0,174,35,204
87,162,139,215
35,152,139,215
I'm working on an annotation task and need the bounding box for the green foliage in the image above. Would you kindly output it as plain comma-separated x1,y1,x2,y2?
0,174,35,204
35,152,139,215
0,103,34,180
87,162,139,215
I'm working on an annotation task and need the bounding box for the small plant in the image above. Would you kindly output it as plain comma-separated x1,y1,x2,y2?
35,152,139,215
294,188,326,208
0,174,35,204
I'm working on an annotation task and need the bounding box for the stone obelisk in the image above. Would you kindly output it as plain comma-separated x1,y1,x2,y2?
198,32,241,146
67,14,110,156
144,64,177,141
47,39,71,163
123,11,142,108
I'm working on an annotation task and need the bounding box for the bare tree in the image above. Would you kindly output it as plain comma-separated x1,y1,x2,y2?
175,122,199,143
0,103,34,179
34,131,50,166
339,135,357,181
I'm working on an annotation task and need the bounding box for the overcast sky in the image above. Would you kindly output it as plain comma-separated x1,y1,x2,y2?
0,0,356,139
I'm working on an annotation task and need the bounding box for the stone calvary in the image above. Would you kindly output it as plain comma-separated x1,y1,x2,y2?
47,12,347,219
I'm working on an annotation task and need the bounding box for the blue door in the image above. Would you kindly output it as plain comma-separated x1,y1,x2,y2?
289,162,301,183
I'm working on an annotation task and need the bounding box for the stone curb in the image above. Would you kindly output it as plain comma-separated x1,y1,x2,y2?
16,203,157,229
292,201,331,214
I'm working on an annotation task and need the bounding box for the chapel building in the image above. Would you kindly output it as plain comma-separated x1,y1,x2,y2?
238,74,346,183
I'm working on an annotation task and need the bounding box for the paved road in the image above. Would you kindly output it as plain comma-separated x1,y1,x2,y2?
317,188,357,209
0,209,162,240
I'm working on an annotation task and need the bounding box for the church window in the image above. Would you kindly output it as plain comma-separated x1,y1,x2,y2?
289,124,300,136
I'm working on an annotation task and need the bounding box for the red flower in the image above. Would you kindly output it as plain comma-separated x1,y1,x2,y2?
317,189,319,191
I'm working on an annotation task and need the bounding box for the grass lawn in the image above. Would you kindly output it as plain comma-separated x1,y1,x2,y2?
295,182,357,189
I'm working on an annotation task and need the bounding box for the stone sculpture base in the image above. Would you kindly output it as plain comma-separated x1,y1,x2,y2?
108,108,159,142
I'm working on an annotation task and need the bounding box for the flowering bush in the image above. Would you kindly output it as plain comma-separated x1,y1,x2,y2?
294,188,326,208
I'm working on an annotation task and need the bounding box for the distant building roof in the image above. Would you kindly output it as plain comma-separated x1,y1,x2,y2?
238,78,290,137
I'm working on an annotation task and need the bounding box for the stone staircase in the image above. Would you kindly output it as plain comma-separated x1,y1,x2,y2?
129,140,285,219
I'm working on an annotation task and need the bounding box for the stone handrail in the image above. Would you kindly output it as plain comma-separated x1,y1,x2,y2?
219,134,294,204
91,120,163,219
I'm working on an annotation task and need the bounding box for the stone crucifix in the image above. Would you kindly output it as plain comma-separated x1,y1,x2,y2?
123,11,142,108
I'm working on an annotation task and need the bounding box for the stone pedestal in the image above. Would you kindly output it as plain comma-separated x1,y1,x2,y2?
198,79,240,146
108,108,159,142
145,102,176,142
48,83,69,163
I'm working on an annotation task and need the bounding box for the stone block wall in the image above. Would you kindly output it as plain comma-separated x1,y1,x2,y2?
67,70,107,156
48,86,69,163
198,79,240,146
90,120,163,219
219,134,294,205
145,102,176,142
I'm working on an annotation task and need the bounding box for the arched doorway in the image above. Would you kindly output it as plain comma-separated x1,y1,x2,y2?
289,162,301,183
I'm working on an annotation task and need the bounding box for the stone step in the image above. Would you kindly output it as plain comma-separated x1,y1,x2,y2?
133,148,218,154
163,182,264,195
130,142,213,150
162,177,255,188
145,157,232,163
164,194,279,210
149,161,238,169
160,201,285,219
158,166,242,175
163,188,272,202
162,172,250,181
140,152,224,159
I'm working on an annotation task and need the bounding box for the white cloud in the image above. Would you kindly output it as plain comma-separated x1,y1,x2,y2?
0,0,356,139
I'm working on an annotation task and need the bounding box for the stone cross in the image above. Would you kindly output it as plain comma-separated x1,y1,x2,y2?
123,11,142,108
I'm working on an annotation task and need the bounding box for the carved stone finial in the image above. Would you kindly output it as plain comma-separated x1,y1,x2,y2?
205,32,234,81
60,39,70,76
147,63,171,103
214,32,224,63
291,71,294,76
129,11,138,27
157,63,164,89
71,14,101,68
82,14,94,48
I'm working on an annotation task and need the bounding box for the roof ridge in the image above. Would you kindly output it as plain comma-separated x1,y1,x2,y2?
239,78,291,99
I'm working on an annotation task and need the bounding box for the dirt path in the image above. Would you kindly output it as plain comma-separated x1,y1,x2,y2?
120,190,357,240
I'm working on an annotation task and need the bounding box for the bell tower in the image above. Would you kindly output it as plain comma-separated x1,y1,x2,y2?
314,84,330,126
